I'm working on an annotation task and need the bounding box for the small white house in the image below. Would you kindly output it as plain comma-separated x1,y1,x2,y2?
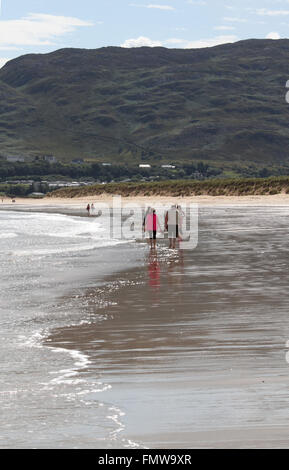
161,164,176,169
139,164,151,168
43,155,57,164
6,156,25,163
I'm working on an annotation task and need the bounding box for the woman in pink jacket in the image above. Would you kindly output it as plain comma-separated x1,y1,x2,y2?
145,209,161,249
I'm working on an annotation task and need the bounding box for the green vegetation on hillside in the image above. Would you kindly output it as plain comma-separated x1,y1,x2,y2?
1,39,289,171
1,157,289,189
0,183,31,197
0,159,220,181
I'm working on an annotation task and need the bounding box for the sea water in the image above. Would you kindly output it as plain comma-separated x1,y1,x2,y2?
0,210,144,448
3,205,289,449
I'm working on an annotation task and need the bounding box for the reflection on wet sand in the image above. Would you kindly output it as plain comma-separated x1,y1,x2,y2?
147,250,161,289
45,206,289,448
147,247,185,288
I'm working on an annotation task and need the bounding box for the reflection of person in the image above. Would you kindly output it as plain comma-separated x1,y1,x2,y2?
148,250,161,288
167,249,185,287
146,209,161,249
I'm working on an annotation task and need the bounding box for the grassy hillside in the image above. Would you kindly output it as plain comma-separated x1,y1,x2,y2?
1,40,289,169
46,176,289,198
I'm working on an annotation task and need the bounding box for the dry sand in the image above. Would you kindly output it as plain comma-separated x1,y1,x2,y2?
3,192,289,207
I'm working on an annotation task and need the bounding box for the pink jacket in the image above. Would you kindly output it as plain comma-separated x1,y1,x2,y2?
146,213,158,231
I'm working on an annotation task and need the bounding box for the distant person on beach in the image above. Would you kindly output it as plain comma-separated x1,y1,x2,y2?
145,208,161,249
91,203,95,216
86,203,90,216
167,205,179,249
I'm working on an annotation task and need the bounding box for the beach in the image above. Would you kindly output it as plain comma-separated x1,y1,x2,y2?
1,198,289,448
4,192,289,207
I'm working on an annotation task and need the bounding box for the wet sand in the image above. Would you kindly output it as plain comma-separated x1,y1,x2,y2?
43,205,289,448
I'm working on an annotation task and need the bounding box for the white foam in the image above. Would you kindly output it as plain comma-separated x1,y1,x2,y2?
22,329,111,396
0,232,18,239
0,211,104,239
12,238,130,257
1,210,134,257
19,329,49,349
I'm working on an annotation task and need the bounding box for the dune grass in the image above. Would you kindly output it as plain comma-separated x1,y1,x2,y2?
46,176,289,198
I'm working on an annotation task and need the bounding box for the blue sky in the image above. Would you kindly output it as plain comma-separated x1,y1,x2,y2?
0,0,289,67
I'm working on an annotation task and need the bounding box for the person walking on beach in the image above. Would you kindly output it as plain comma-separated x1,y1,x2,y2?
167,205,179,249
86,203,90,216
145,208,161,249
143,206,151,233
177,205,185,241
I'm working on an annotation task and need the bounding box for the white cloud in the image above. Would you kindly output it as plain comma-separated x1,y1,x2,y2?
256,9,289,16
121,36,163,47
223,16,248,23
0,13,93,48
121,34,238,49
174,27,188,31
0,57,10,68
147,4,175,9
214,25,235,31
172,35,238,48
187,1,207,5
165,38,188,45
129,3,175,10
266,31,281,39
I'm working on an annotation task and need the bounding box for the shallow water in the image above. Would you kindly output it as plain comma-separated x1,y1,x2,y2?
0,209,144,448
2,206,289,448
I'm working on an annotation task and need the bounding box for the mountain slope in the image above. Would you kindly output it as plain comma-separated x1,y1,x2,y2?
0,40,289,166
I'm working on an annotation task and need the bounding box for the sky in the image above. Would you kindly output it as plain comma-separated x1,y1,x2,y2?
0,0,289,67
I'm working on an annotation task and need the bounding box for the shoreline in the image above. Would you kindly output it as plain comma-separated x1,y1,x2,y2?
0,208,147,449
2,193,289,208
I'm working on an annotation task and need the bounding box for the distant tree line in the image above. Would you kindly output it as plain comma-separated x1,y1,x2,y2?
0,160,289,197
0,183,32,197
0,160,222,182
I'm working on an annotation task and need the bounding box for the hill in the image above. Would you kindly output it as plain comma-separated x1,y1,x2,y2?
0,40,289,170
